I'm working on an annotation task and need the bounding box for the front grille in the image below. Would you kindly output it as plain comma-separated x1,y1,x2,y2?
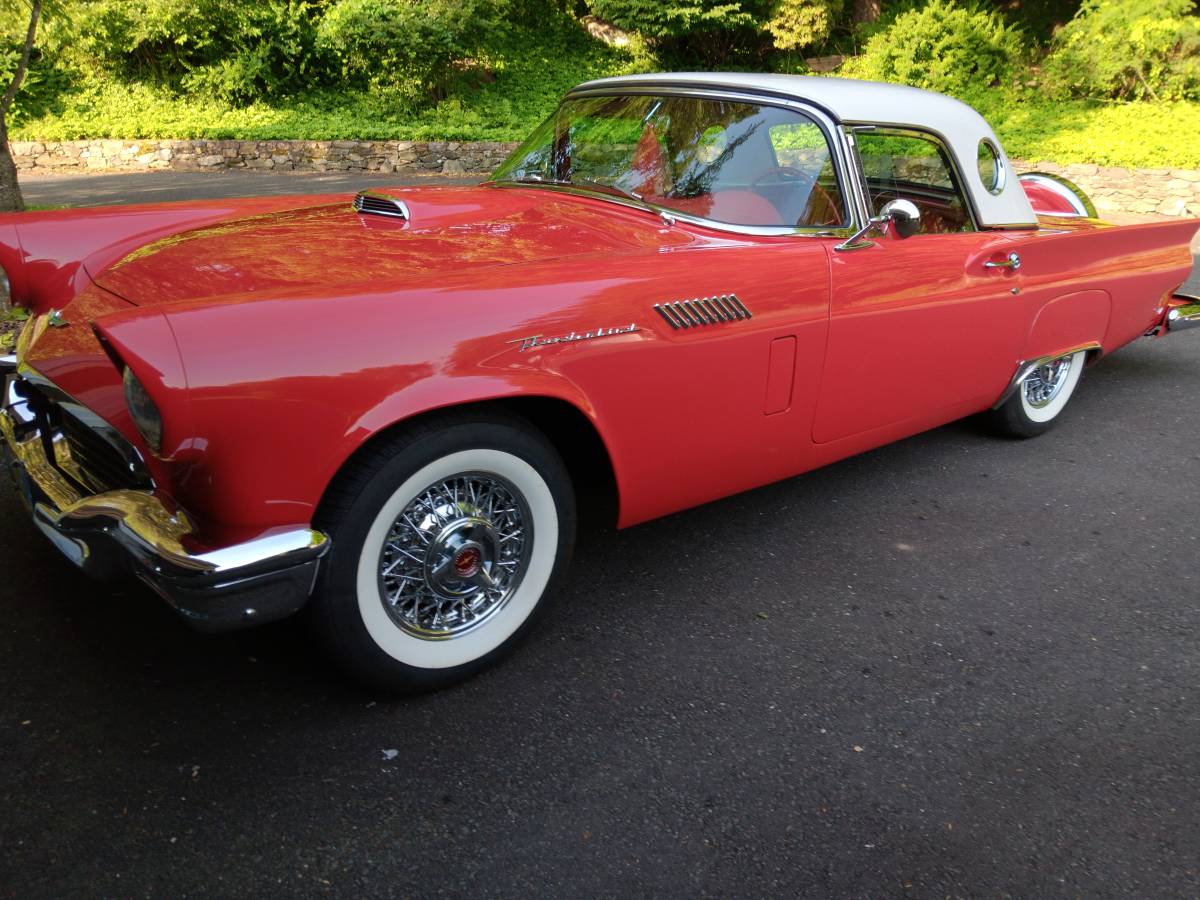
60,409,146,492
14,377,151,495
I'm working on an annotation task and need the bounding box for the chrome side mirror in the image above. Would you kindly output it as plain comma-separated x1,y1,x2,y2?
880,199,921,239
834,198,923,252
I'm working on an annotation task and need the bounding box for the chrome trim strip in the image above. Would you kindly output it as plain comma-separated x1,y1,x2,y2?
992,342,1102,409
1018,173,1097,219
353,190,411,221
845,123,985,234
978,138,1006,196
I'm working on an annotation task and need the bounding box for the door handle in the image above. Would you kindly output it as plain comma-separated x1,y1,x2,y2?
985,252,1021,271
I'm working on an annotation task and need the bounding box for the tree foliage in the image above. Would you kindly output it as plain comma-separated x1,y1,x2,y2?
1042,0,1200,101
766,0,843,51
318,0,502,103
841,0,1025,94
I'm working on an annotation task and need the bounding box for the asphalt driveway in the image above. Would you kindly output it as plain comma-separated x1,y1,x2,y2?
19,169,480,208
2,171,1198,897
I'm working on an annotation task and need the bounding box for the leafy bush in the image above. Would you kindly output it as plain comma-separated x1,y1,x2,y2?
766,0,843,51
56,0,332,103
586,0,759,39
586,0,771,65
841,0,1025,95
318,0,502,104
1042,0,1200,101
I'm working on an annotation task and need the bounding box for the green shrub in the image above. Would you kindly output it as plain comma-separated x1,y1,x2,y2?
766,0,842,51
841,0,1025,95
56,0,332,103
1042,0,1200,101
585,0,771,65
318,0,502,104
586,0,758,39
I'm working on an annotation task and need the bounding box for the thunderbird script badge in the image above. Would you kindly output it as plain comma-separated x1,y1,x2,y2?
507,323,638,353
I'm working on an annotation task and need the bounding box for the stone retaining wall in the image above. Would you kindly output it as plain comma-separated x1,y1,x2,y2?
10,138,520,177
1012,160,1200,218
9,138,1200,218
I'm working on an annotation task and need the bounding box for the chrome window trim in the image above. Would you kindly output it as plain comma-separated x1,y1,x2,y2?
846,123,983,233
492,85,871,239
977,138,1005,196
1017,172,1097,219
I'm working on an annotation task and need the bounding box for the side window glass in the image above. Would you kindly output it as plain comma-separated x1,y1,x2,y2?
855,131,973,234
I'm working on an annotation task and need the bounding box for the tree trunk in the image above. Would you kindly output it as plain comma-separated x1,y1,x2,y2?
853,0,881,23
0,120,24,213
0,0,43,214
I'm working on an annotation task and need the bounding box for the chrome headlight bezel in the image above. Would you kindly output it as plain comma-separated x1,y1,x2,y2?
123,365,163,455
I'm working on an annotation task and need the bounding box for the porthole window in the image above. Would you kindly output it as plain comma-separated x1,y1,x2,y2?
977,139,1004,195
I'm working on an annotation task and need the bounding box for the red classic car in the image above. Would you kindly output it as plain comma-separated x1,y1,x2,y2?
2,74,1198,691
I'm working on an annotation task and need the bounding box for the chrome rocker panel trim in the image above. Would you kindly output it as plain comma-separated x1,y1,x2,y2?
1,383,329,634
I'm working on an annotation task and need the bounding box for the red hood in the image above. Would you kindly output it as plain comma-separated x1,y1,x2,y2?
92,185,675,305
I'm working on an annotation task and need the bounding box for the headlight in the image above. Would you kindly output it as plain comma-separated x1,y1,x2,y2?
123,366,163,454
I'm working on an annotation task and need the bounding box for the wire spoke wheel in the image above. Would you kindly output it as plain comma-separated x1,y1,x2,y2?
378,473,532,640
1023,357,1074,409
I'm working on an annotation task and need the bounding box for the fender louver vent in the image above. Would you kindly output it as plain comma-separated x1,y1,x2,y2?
653,294,752,330
353,191,410,220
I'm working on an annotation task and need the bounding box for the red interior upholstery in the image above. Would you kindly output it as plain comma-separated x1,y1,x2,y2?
627,125,669,198
657,190,785,226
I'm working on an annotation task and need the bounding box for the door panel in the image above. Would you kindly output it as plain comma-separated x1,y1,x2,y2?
814,232,1026,444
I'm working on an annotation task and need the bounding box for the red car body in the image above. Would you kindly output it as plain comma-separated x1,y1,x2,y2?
2,74,1198,653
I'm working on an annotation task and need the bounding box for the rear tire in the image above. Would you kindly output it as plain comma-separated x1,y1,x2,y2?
987,350,1087,438
310,414,575,693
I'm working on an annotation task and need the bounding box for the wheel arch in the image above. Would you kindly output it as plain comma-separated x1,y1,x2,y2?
315,394,622,533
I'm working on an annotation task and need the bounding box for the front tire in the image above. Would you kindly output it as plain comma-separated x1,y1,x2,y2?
310,415,575,692
987,350,1087,438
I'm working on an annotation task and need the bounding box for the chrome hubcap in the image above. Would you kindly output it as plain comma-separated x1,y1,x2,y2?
1023,356,1073,409
378,474,531,640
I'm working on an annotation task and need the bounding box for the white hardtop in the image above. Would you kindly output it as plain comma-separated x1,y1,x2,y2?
571,73,1037,228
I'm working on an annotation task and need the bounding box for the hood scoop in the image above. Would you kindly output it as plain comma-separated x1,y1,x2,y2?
353,191,410,221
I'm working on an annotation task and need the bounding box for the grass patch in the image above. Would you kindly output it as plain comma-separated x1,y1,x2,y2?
971,91,1200,169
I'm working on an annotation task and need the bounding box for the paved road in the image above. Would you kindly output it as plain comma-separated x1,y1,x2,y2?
19,169,481,207
2,172,1199,897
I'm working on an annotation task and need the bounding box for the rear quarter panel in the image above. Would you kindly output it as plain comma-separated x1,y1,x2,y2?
1006,219,1198,359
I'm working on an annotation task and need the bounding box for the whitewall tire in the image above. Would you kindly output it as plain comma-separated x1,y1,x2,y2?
310,415,575,692
988,350,1088,438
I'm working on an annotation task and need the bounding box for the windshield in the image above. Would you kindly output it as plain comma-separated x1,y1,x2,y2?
492,94,847,230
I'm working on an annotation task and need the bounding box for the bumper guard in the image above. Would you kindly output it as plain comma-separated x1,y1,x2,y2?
1,368,329,633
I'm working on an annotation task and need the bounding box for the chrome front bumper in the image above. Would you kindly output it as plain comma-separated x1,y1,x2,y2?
1,365,329,633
